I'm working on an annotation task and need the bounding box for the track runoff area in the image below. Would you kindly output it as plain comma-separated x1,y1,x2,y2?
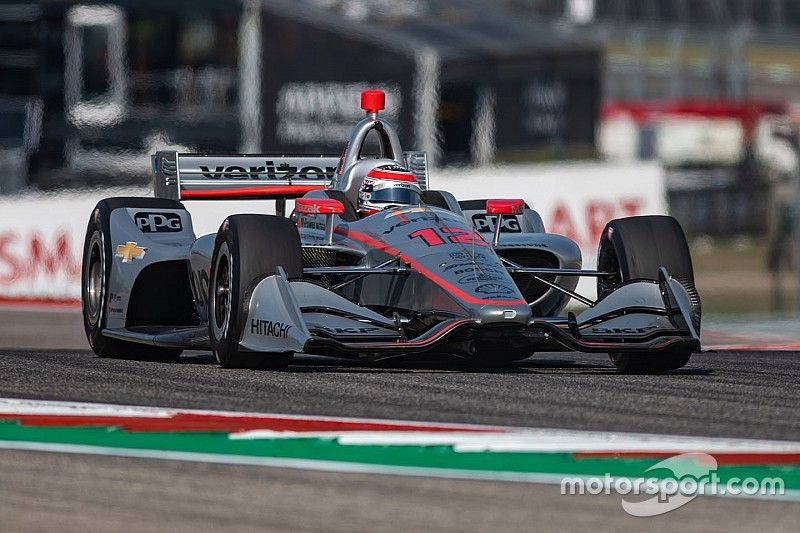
0,398,798,513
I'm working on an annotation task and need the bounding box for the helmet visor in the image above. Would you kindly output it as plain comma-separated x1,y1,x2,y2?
367,186,421,206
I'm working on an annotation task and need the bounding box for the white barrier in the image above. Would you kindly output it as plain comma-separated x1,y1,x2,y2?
0,161,665,303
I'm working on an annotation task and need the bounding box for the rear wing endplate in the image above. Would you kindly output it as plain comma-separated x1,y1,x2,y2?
151,151,428,201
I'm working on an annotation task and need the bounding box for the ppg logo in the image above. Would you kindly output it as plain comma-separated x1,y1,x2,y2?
134,212,182,233
472,214,522,233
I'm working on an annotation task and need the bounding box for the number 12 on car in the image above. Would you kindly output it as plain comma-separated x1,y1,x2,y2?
408,227,489,247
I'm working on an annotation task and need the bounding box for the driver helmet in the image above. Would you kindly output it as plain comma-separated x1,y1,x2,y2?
357,165,422,218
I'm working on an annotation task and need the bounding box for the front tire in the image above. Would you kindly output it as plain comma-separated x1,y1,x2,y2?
208,215,302,369
597,215,700,373
81,198,183,362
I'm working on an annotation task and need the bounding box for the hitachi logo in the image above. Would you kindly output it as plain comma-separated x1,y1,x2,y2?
250,319,293,338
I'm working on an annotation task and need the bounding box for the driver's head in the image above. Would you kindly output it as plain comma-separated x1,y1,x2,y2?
357,165,421,218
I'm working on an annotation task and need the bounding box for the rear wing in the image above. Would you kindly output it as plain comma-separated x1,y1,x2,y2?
151,152,338,201
151,151,428,201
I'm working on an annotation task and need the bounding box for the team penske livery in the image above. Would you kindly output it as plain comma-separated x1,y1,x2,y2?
81,90,701,372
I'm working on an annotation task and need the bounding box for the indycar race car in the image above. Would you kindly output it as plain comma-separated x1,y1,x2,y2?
81,89,701,372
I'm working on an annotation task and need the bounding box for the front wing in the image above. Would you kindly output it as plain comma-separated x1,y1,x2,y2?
102,267,699,359
238,266,700,359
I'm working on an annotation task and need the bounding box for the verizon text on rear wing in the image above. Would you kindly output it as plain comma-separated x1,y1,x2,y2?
151,152,340,201
152,151,428,202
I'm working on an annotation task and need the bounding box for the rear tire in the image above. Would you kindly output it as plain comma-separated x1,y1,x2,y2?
81,198,183,362
208,215,302,369
596,215,700,373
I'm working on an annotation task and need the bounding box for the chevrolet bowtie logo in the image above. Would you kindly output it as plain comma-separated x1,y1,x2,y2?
115,242,147,263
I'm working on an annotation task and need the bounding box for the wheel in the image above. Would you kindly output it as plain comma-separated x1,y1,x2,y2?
596,215,701,373
208,214,302,369
81,198,183,362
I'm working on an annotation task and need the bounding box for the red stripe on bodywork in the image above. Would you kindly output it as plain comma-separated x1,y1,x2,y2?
181,185,325,200
336,227,526,306
0,413,497,434
574,451,800,465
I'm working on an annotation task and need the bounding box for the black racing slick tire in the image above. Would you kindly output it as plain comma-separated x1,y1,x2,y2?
208,214,302,370
596,215,701,374
81,198,183,362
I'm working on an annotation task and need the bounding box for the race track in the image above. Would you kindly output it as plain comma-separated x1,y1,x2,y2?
2,346,800,440
1,308,799,531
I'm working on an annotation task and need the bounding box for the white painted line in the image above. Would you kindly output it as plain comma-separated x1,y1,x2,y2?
0,398,174,418
230,429,800,454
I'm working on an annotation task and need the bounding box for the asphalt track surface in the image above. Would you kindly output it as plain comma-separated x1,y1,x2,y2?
1,308,799,531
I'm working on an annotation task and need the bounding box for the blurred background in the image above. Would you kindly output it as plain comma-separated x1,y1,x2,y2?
0,0,798,318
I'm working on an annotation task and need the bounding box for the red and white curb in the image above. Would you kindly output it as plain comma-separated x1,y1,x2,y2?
2,398,800,455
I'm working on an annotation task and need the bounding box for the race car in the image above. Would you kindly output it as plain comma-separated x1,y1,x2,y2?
81,89,701,373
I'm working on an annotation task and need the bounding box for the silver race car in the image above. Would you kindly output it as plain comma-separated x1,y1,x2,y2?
81,89,701,372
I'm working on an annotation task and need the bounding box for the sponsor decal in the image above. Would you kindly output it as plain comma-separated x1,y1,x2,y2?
449,251,490,262
472,214,522,233
447,263,508,285
443,262,476,273
450,265,505,276
134,212,182,233
458,272,508,284
474,283,515,295
250,319,293,339
322,326,382,335
300,219,327,231
199,161,336,181
442,261,502,273
114,242,146,263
